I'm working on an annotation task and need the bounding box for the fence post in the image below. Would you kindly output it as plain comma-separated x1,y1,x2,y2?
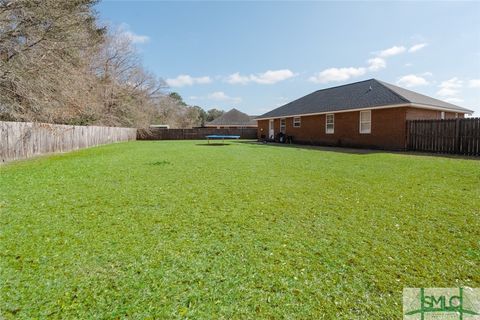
454,118,460,154
405,121,410,150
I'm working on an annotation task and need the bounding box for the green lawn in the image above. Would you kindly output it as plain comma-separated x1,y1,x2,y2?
1,141,479,319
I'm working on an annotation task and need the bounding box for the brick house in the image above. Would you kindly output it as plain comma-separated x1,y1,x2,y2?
205,108,257,129
256,79,473,150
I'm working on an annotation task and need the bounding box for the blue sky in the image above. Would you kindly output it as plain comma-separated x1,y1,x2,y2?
97,1,480,116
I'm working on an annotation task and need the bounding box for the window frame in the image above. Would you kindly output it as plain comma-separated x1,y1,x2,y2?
280,118,286,133
293,117,301,128
441,111,445,120
325,113,334,134
359,110,371,134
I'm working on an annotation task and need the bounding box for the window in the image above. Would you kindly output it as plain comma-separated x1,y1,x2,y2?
293,117,301,128
359,110,371,134
326,114,334,134
441,111,445,119
280,118,286,133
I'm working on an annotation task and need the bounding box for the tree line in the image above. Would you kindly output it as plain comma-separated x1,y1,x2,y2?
0,0,224,128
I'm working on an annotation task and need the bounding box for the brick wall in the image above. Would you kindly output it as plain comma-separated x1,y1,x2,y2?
256,107,467,150
405,108,463,120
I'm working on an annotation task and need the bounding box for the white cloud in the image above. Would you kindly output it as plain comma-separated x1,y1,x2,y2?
190,91,242,103
408,43,428,53
468,79,480,88
226,73,250,85
226,69,296,85
309,67,366,84
166,74,212,87
122,31,150,44
437,77,463,97
367,57,386,71
321,45,407,82
397,75,429,87
404,63,413,67
118,23,150,44
378,46,406,58
308,42,427,86
207,91,241,103
253,69,297,84
422,72,433,77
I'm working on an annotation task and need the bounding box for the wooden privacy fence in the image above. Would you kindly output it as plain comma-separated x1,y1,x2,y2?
0,121,137,163
406,118,480,156
137,127,257,140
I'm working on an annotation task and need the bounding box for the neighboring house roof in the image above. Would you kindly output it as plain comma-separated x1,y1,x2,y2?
205,108,257,127
256,79,473,119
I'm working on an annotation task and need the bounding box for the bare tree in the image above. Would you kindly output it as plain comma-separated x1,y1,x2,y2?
88,29,166,127
0,0,104,123
0,1,211,129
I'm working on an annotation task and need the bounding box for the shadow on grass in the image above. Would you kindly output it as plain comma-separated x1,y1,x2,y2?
236,140,480,160
235,140,379,155
196,143,231,146
147,160,172,166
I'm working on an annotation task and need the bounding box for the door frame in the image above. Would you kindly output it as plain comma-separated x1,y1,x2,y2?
269,119,274,139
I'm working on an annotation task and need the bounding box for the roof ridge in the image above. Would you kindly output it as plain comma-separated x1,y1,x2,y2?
310,78,375,94
267,79,378,112
257,78,473,119
374,79,411,103
205,108,256,125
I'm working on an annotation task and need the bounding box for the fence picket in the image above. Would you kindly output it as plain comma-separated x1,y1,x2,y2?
137,127,257,140
0,121,137,163
406,118,479,156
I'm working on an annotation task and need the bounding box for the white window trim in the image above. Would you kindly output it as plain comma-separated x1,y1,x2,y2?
359,110,371,134
293,117,301,128
441,111,445,120
325,113,334,134
280,118,286,133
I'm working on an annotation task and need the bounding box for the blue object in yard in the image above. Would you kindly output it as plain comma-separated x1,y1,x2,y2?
206,135,241,144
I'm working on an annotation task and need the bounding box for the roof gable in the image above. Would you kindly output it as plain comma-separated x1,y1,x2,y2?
257,79,473,119
376,80,468,111
206,108,256,126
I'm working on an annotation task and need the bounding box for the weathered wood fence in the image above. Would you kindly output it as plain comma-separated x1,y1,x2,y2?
0,121,137,163
406,118,480,156
137,127,257,140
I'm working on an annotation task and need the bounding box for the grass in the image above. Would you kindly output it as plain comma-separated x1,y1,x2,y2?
1,140,479,319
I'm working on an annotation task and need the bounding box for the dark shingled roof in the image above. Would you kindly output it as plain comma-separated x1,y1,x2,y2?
257,79,473,119
205,108,257,127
